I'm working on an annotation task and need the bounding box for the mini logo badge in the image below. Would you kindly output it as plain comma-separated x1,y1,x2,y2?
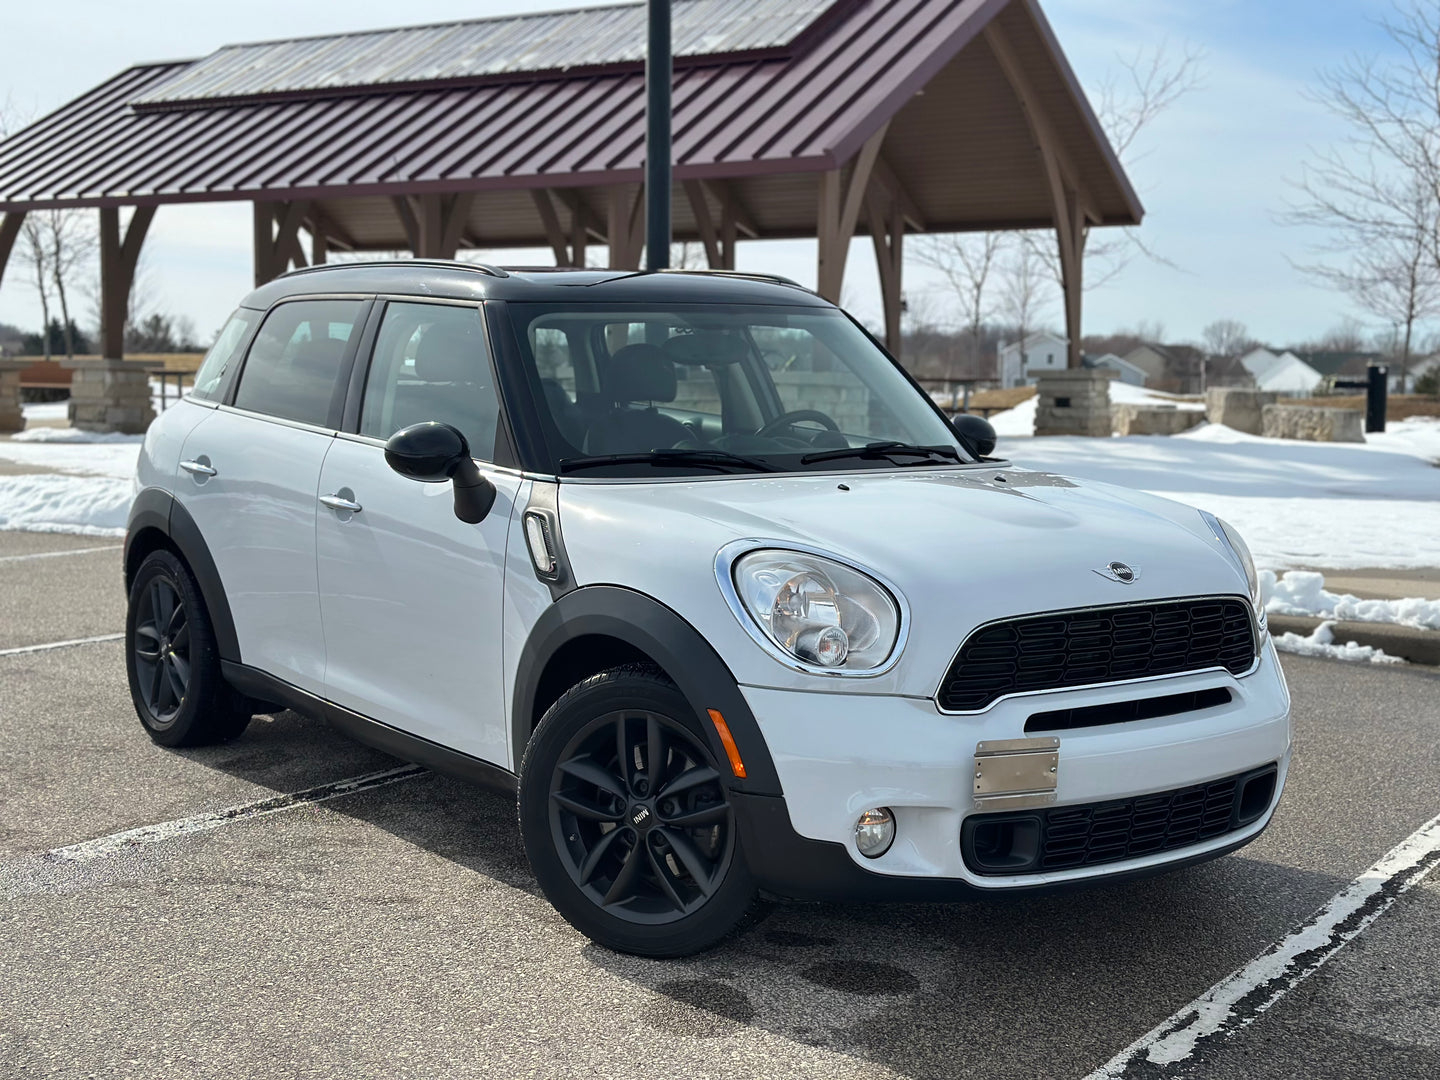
630,806,651,827
1094,561,1140,584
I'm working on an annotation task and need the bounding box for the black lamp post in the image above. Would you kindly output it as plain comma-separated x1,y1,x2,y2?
645,0,672,271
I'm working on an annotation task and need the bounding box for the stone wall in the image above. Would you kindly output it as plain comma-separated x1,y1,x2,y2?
1112,403,1206,436
67,361,156,434
1261,404,1365,443
0,362,24,434
1206,388,1277,435
1033,369,1112,437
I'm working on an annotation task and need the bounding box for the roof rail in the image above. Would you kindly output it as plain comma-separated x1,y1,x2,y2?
654,268,813,293
279,259,509,279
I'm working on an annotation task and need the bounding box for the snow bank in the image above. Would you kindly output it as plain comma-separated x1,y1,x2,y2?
0,475,131,536
20,401,68,423
10,427,142,445
0,438,140,479
995,414,1440,572
1272,621,1404,665
1261,570,1440,631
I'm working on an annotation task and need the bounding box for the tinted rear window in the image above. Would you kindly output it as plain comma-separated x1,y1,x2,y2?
232,299,365,427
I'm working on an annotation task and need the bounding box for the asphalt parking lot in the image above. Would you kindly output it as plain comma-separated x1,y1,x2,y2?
2,529,1437,1079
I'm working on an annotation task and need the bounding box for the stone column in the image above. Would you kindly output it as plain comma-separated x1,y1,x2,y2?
1033,369,1112,437
1206,388,1277,435
64,359,158,434
0,360,26,434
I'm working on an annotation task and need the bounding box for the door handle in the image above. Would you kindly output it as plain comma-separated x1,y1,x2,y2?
320,493,363,513
179,459,217,477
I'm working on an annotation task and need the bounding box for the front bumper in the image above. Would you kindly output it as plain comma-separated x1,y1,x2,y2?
737,638,1291,898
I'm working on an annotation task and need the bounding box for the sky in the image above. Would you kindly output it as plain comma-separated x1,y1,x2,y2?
0,0,1406,349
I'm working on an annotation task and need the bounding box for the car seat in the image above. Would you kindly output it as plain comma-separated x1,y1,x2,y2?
584,343,690,454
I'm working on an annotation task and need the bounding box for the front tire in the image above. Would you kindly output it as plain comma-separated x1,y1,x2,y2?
125,549,252,747
519,666,755,957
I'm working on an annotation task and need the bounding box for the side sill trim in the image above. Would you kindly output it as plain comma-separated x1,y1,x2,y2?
221,662,518,796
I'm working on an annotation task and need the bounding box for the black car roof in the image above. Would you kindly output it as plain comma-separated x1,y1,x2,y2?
240,261,833,310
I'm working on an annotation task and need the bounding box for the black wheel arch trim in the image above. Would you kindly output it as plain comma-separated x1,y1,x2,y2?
512,585,782,796
125,486,241,664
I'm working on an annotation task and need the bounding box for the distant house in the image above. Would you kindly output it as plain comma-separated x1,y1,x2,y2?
1396,354,1440,392
1123,343,1206,394
1238,347,1323,396
1295,351,1383,392
1086,352,1147,386
997,331,1068,387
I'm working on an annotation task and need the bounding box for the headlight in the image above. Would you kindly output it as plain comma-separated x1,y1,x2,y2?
722,547,904,674
1202,512,1265,630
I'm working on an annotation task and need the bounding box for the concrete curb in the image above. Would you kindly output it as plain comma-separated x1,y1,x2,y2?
1268,614,1440,667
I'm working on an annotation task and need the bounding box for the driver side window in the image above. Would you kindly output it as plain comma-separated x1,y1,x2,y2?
359,302,501,460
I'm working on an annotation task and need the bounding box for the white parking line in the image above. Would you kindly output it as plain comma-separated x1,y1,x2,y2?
45,765,427,863
0,545,121,564
0,632,125,657
1084,810,1440,1078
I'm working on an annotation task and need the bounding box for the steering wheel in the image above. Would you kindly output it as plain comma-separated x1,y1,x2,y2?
755,409,840,439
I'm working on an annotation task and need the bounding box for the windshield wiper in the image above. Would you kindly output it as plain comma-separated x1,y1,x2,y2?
799,441,962,466
559,448,780,474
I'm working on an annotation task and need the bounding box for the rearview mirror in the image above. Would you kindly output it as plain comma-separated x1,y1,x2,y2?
951,414,998,458
384,422,496,524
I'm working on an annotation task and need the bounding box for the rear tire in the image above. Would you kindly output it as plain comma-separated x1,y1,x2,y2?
519,666,755,957
125,549,252,747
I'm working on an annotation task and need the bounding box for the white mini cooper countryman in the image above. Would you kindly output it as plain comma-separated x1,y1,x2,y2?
125,261,1290,956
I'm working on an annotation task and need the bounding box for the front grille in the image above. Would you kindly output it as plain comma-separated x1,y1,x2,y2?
938,597,1257,712
962,765,1278,876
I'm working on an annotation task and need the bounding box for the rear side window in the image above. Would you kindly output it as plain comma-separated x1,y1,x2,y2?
359,302,500,459
232,299,365,426
189,309,259,401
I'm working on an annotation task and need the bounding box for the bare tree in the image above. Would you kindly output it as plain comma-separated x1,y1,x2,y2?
911,231,1006,377
1284,2,1440,392
1201,319,1253,359
998,237,1052,381
41,210,97,359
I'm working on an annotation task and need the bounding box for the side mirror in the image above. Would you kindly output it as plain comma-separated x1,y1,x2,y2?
384,422,496,524
951,414,998,458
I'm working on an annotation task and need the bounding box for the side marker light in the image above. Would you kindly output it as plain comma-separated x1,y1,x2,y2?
706,709,747,778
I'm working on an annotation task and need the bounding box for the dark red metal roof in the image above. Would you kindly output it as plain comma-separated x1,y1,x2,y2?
0,0,1141,234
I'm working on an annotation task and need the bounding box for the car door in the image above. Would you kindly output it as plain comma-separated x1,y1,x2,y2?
316,299,519,767
176,297,369,693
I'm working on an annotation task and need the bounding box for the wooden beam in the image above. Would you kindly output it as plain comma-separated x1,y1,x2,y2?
309,205,358,252
392,196,421,253
606,184,644,269
871,155,926,232
532,189,572,265
439,192,475,259
310,225,328,266
99,206,156,359
697,179,759,239
0,212,25,294
816,123,888,303
865,186,904,356
274,200,310,272
683,180,725,269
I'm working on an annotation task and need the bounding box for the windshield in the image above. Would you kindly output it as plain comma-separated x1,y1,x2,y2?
507,303,968,477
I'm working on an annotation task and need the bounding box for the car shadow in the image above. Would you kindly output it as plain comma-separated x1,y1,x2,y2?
180,708,1351,1080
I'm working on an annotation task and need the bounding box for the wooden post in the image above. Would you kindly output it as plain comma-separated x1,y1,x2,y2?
253,201,310,285
0,211,25,294
99,206,156,359
865,186,904,355
815,124,888,303
606,185,644,270
985,23,1098,369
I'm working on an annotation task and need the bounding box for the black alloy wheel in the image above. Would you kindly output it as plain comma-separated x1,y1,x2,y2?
549,708,734,922
132,575,191,726
125,549,253,747
519,666,755,957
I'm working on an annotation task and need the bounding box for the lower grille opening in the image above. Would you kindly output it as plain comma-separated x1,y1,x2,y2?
1025,687,1233,733
962,763,1279,876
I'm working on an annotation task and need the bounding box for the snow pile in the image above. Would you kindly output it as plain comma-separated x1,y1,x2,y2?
10,427,142,445
0,475,132,536
1108,382,1207,411
0,438,140,479
989,394,1038,437
1262,570,1440,631
995,413,1440,572
1271,621,1405,665
20,401,69,423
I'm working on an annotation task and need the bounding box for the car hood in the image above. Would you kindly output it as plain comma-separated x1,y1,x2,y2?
556,464,1254,697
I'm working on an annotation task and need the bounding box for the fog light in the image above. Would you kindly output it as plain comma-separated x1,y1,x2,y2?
854,807,895,858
